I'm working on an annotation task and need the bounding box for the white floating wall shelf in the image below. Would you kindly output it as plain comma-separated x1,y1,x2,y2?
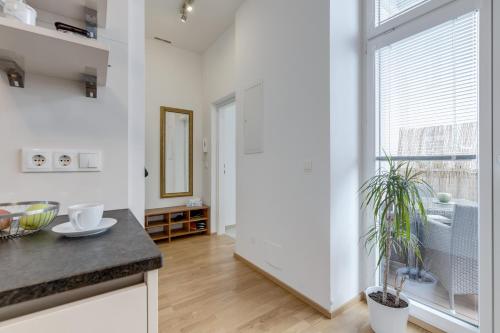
27,0,107,28
0,15,109,98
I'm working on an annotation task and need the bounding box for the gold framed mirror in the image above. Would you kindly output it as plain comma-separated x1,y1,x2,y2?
160,107,194,198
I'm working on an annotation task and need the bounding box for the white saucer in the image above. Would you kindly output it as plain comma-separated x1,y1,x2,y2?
432,199,455,205
52,218,117,238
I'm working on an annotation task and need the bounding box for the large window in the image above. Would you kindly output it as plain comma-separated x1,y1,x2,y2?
377,11,479,202
375,0,430,25
369,0,481,327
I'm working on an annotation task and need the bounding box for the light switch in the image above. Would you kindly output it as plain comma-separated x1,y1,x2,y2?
88,154,99,168
79,153,98,168
304,160,313,174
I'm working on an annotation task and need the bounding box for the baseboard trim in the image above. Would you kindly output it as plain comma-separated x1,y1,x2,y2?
331,293,365,318
233,252,363,319
233,253,332,318
235,253,444,332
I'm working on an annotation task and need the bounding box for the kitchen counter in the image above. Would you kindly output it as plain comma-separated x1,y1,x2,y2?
0,209,162,308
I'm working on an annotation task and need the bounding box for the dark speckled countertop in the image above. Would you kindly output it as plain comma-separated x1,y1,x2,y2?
0,209,162,308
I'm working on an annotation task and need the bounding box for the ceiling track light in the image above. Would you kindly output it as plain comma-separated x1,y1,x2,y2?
186,0,194,12
180,0,194,22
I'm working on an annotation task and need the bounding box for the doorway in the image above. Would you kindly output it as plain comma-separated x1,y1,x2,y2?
216,99,236,238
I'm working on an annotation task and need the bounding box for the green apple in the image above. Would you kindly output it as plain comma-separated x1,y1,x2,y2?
20,204,52,230
0,209,12,231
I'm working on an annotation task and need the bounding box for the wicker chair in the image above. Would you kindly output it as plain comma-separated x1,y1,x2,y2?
423,204,478,310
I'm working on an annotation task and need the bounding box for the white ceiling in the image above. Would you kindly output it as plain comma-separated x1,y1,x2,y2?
145,0,244,53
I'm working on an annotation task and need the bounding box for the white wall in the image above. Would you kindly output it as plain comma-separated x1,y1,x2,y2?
0,0,133,215
491,0,499,330
330,0,364,310
202,25,236,113
201,25,236,230
494,0,500,326
142,0,363,313
234,0,332,310
143,0,363,312
145,40,203,209
128,0,146,224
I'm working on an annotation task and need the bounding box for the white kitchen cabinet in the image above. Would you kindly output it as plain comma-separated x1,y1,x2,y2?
0,284,147,333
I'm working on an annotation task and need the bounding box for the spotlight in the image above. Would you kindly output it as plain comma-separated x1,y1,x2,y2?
180,0,193,22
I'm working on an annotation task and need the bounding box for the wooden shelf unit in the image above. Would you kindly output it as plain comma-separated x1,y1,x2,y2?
145,205,210,242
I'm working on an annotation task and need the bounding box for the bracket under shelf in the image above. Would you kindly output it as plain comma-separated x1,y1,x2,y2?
0,59,25,88
82,74,97,98
1,59,100,98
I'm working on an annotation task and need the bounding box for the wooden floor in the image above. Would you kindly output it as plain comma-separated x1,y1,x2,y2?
157,235,429,333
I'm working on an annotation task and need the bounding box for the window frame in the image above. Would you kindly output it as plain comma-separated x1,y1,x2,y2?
367,0,457,39
364,0,493,331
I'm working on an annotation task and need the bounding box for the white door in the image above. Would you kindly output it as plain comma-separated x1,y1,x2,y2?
217,101,236,235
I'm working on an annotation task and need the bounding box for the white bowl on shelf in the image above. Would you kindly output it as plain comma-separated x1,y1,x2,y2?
3,0,36,26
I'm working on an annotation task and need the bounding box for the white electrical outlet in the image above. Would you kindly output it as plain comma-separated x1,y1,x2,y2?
53,151,78,171
22,149,53,172
21,149,102,173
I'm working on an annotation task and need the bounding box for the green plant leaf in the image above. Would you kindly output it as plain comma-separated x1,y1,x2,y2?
359,152,433,288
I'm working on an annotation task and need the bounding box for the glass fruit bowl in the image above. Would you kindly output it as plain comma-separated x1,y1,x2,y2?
0,201,60,239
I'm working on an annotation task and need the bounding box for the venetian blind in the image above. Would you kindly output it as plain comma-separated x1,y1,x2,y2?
375,11,479,157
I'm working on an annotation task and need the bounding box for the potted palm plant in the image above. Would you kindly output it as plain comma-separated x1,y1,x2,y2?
360,156,432,333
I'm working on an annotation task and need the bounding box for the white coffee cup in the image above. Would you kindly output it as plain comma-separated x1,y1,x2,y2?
68,203,104,230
